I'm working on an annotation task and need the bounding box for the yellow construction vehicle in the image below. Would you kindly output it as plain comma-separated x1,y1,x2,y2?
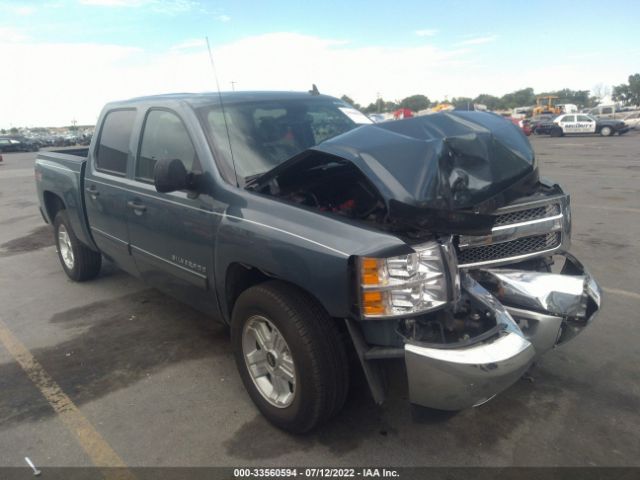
533,96,562,116
432,102,453,112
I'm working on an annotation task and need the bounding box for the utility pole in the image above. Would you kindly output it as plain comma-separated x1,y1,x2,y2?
376,92,381,113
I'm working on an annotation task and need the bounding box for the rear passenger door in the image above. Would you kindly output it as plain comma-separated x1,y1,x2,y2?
84,109,138,275
126,108,217,313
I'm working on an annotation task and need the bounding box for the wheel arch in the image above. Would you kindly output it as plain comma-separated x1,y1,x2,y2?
223,262,341,326
43,190,66,223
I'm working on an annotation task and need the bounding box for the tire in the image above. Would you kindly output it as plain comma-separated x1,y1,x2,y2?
550,127,563,137
54,210,102,281
231,280,349,433
600,126,612,137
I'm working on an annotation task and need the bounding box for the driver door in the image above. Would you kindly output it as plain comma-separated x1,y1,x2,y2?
127,108,218,314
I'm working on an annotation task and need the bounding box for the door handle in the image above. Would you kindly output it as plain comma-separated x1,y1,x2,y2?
85,186,99,197
127,200,147,212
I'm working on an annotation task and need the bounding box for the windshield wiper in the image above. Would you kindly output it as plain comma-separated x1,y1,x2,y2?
243,172,269,189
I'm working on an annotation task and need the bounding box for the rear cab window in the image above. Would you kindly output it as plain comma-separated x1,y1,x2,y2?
95,109,136,176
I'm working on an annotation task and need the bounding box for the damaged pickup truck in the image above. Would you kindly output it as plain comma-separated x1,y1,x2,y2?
35,92,601,432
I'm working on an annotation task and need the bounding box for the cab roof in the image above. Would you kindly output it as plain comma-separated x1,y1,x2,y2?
105,91,336,110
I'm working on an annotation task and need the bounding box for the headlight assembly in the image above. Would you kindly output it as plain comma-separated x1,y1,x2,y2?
358,241,451,318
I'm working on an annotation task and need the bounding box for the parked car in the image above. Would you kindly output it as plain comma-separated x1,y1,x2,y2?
586,104,624,119
509,117,532,136
0,138,18,153
35,92,601,432
0,136,40,152
368,113,387,123
623,111,640,129
540,114,629,137
529,114,557,134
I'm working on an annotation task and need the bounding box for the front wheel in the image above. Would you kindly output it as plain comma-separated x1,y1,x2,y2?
231,281,349,433
54,211,102,281
600,126,613,136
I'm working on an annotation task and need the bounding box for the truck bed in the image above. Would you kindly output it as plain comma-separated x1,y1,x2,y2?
35,150,95,250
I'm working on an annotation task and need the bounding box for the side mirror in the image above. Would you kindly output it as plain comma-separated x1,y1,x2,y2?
153,158,190,193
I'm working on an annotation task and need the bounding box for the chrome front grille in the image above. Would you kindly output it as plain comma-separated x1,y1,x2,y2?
494,203,561,226
457,233,561,266
457,195,570,268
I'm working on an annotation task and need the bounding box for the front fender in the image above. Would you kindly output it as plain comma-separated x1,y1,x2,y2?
213,192,408,322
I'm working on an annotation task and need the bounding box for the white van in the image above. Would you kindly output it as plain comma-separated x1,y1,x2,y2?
558,104,578,113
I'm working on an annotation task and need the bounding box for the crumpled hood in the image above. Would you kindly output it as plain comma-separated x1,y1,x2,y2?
311,111,537,212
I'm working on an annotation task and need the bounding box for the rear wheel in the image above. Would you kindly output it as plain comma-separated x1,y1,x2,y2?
231,281,349,433
54,211,102,281
600,126,613,136
550,127,563,137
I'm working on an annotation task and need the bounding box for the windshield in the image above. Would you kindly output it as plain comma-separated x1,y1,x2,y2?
198,97,369,184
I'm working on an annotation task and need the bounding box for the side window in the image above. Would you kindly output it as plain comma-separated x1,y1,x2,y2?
561,115,575,123
602,107,613,114
136,110,198,182
95,109,136,175
577,115,592,122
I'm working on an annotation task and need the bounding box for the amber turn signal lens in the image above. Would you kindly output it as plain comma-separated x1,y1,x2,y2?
361,257,381,285
362,291,385,315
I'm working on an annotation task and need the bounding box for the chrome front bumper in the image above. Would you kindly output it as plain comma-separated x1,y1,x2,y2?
405,253,602,410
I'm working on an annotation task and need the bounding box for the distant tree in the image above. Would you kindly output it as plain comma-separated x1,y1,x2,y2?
536,89,595,108
399,94,430,111
592,83,611,102
451,97,474,110
383,100,398,112
612,73,640,106
501,88,536,109
0,129,5,134
9,127,19,135
473,94,503,110
362,102,377,114
363,98,396,113
340,94,354,105
539,88,593,108
340,94,361,109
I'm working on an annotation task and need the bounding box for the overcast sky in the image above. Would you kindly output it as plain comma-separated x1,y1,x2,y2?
1,0,639,128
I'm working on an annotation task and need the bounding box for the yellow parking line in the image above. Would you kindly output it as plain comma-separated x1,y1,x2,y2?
0,318,134,479
603,287,640,301
573,205,640,214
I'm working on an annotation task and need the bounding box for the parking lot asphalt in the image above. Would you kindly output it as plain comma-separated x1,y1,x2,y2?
0,131,639,468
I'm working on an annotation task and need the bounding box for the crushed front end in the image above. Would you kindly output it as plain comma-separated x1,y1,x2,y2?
349,187,601,410
251,110,602,410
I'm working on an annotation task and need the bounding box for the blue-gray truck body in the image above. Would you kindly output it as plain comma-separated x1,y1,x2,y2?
35,92,601,422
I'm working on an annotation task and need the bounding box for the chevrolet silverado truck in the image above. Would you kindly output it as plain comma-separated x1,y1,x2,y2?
35,92,602,433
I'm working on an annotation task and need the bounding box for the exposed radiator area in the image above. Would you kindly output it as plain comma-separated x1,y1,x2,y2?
456,195,570,268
